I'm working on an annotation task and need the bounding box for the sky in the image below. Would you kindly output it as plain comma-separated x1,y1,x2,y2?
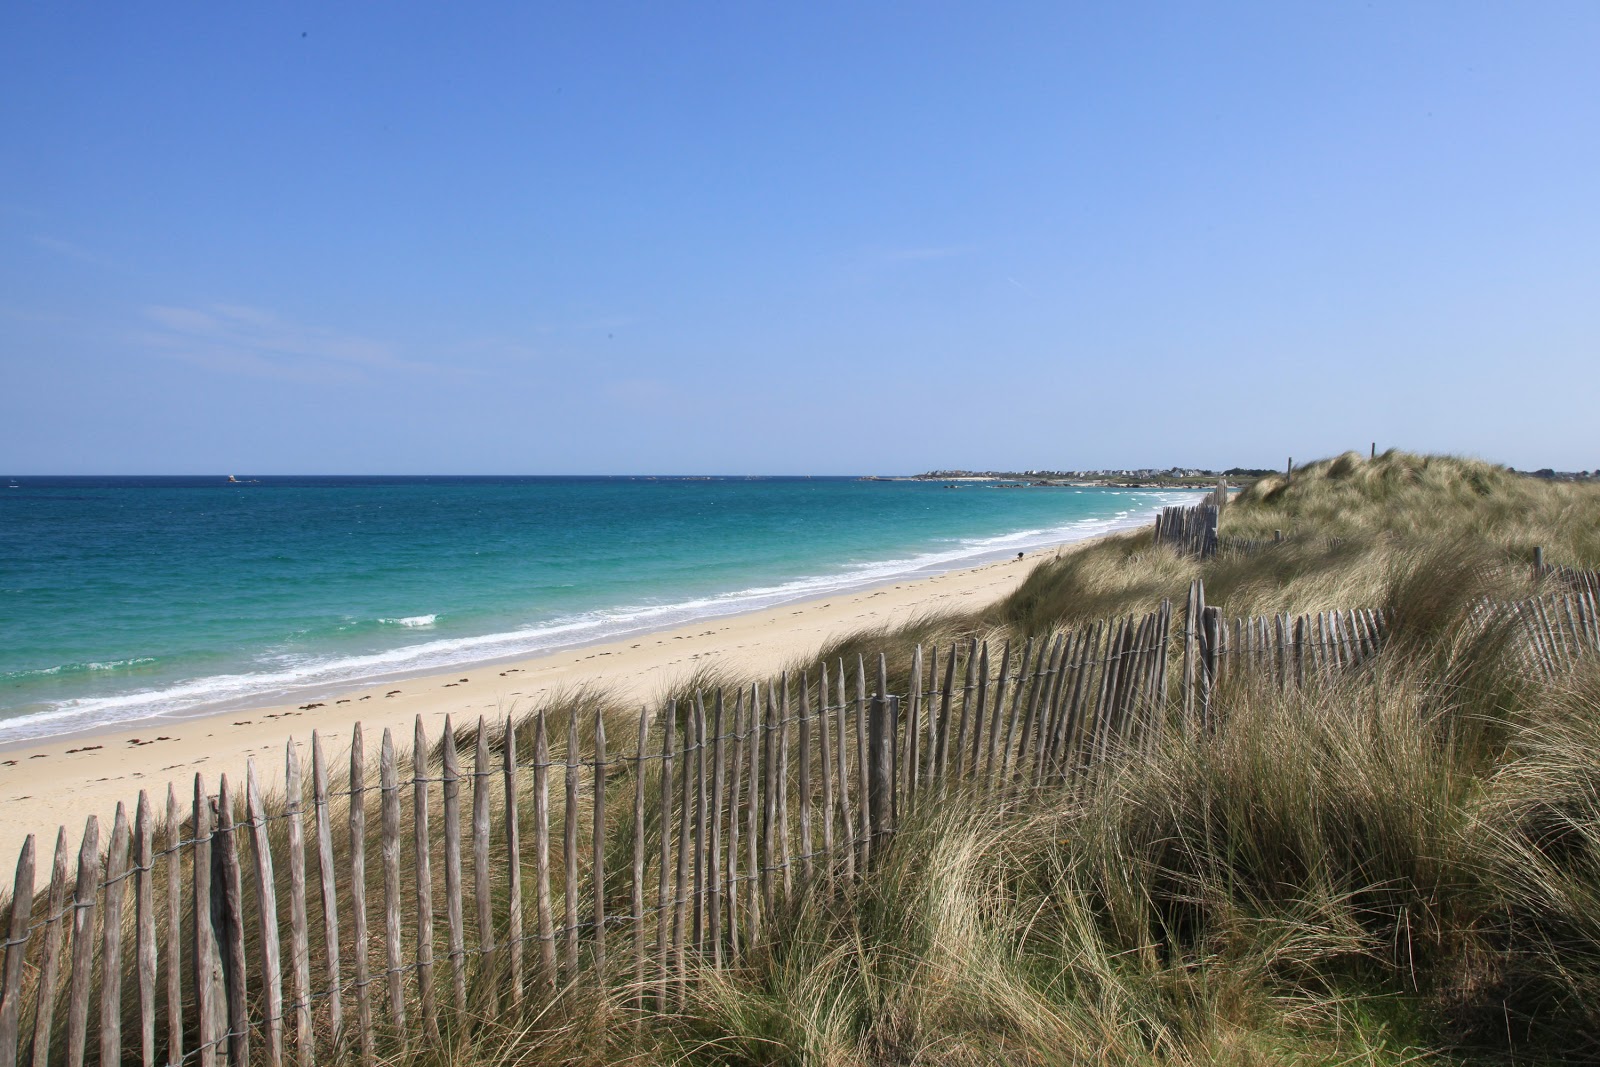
2,3,1597,475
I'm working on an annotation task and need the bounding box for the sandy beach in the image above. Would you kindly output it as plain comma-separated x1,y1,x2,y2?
0,542,1083,861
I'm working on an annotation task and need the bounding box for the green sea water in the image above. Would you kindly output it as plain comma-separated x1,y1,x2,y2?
0,475,1200,742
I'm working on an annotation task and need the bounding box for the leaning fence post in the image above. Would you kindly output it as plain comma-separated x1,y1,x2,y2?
379,730,406,1036
285,743,312,1067
66,815,102,1067
0,834,35,1067
213,782,247,1067
32,827,71,1067
592,708,608,978
350,724,374,1067
413,718,440,1046
1200,605,1221,732
192,781,219,1067
163,788,182,1067
866,694,896,864
502,716,524,1006
312,732,343,1049
441,719,466,1021
100,805,132,1067
246,758,284,1067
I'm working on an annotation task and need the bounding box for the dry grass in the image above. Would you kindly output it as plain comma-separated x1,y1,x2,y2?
347,451,1600,1065
21,451,1600,1065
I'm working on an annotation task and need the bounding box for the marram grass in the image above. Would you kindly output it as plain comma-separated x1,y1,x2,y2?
344,452,1600,1065
31,451,1600,1066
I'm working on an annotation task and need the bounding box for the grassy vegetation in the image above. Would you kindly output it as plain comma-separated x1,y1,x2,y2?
27,451,1598,1066
331,451,1599,1066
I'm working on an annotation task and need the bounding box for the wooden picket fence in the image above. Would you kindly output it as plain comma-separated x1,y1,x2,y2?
1153,504,1219,558
1534,555,1600,600
1179,580,1390,731
10,569,1597,1067
1480,588,1600,679
1,607,1186,1067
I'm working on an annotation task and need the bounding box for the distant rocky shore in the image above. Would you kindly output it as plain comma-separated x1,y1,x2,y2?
862,467,1267,489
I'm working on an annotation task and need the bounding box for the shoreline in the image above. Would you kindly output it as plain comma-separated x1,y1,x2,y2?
0,495,1199,748
0,533,1127,859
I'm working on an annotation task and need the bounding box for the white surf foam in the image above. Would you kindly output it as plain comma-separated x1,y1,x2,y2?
381,614,438,628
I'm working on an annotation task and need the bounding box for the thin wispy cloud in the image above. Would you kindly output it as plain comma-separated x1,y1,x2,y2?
32,235,117,269
872,245,969,264
134,303,445,384
838,244,974,285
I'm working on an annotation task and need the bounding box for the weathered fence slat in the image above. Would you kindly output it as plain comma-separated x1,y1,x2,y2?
905,646,923,805
441,719,466,1019
692,694,707,954
133,794,155,1067
562,713,579,977
532,711,554,987
379,730,405,1034
502,715,524,1007
745,689,762,938
726,694,745,959
349,725,374,1067
31,827,70,1067
988,639,1016,793
65,816,100,1067
162,789,181,1067
709,693,726,967
655,704,674,1008
775,679,791,899
592,709,608,976
285,744,312,1067
758,687,775,918
192,782,217,1067
472,719,493,990
0,834,35,1067
630,707,648,1007
311,732,343,1047
797,679,813,884
99,805,131,1067
214,783,247,1067
413,718,440,1045
672,703,693,1007
854,658,871,868
246,758,284,1067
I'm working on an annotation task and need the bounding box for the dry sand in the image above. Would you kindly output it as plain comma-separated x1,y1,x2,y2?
0,542,1086,860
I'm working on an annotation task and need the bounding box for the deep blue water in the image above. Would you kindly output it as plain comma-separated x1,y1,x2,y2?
0,475,1197,742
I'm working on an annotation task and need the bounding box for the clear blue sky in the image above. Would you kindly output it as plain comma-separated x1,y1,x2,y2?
3,3,1597,474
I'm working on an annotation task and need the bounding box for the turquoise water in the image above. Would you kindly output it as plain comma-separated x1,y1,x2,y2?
0,476,1199,742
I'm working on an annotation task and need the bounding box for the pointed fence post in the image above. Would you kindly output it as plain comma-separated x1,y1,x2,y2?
311,732,343,1047
213,782,247,1067
866,695,897,866
249,758,288,1067
66,815,102,1067
0,835,35,1067
413,718,440,1045
348,726,372,1067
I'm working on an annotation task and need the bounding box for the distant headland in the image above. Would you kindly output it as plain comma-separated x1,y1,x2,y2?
863,466,1269,489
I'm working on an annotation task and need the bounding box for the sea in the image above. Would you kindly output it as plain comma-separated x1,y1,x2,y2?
0,476,1201,745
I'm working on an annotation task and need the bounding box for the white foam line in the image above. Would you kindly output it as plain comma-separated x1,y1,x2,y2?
0,492,1200,743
